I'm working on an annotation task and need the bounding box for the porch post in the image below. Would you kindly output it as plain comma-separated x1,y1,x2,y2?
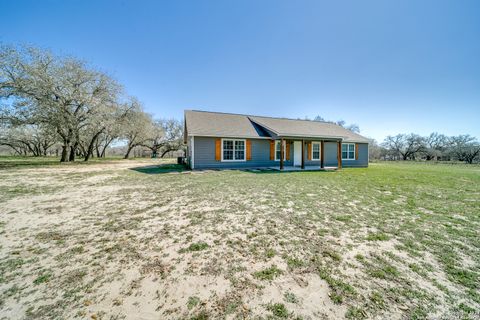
280,138,284,170
301,139,305,169
320,140,324,169
337,141,342,169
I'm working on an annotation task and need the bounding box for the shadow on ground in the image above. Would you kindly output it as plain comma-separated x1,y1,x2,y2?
130,163,188,174
130,164,337,175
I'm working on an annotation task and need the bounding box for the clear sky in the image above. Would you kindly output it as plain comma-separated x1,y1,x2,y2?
1,0,479,141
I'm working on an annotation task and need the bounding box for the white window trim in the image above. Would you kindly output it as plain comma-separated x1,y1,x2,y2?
274,140,287,161
342,143,356,160
311,141,321,160
221,138,246,162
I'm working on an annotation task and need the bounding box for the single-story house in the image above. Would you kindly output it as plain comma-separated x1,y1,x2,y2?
184,110,369,170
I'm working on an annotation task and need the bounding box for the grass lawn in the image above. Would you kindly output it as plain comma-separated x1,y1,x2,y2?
0,159,479,319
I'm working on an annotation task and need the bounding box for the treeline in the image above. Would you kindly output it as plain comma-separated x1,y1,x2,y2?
369,133,480,164
0,45,183,161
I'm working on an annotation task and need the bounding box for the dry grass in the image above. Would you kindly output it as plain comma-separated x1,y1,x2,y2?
0,158,479,319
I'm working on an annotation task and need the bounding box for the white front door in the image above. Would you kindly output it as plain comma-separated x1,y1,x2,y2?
293,141,302,166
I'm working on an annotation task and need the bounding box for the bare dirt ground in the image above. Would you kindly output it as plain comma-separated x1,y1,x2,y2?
0,159,479,319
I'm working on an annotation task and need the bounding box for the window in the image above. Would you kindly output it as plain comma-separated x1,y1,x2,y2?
275,140,286,161
312,142,320,160
342,143,355,160
222,139,245,161
235,140,245,160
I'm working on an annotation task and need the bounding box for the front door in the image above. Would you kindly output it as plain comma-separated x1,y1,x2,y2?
293,141,302,166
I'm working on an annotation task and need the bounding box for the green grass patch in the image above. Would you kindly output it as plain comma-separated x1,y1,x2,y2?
253,265,283,281
180,242,210,253
366,232,390,241
266,303,290,318
187,296,201,310
33,272,52,285
284,291,299,304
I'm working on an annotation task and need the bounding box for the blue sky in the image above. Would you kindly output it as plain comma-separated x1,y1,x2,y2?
1,0,479,141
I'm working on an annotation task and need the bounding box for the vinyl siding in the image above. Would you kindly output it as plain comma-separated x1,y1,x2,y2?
191,137,368,169
342,143,368,167
324,142,339,167
193,137,293,169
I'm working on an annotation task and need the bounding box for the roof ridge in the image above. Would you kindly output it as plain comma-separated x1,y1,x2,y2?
185,109,335,125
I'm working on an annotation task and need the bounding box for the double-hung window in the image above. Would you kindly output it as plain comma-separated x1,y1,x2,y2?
275,141,286,161
312,142,320,160
342,143,355,160
222,139,245,161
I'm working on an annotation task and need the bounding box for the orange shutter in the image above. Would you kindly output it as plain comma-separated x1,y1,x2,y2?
215,139,221,161
355,144,359,160
286,142,290,160
246,140,252,160
307,142,312,160
270,140,275,160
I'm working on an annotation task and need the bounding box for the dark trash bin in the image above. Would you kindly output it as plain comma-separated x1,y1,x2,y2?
177,157,185,164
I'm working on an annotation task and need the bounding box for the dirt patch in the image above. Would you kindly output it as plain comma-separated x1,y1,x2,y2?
0,160,479,319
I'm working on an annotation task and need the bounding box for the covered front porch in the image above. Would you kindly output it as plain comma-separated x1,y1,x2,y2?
274,137,343,171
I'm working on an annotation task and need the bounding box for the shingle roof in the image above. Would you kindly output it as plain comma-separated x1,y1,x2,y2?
184,110,270,139
248,115,370,142
185,110,369,143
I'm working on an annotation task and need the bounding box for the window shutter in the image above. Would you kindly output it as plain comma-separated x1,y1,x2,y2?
286,141,290,160
215,139,221,161
246,140,252,160
355,144,359,160
270,140,275,160
307,142,312,160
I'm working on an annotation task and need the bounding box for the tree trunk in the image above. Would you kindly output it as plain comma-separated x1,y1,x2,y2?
124,145,134,159
160,148,173,158
101,138,114,158
101,146,106,158
95,140,101,158
84,131,103,161
69,142,77,162
60,140,69,162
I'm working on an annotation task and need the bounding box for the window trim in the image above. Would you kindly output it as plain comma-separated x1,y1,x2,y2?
342,143,356,160
274,140,287,161
311,141,321,160
221,138,246,162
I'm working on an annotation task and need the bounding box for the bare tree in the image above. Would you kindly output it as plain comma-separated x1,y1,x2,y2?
80,88,126,161
313,115,360,133
95,120,123,158
448,135,480,164
344,123,360,133
141,118,184,158
424,132,448,160
122,99,155,159
382,134,425,160
0,45,135,162
0,122,57,156
367,138,384,160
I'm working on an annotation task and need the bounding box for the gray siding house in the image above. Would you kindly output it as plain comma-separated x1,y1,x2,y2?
184,110,369,170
